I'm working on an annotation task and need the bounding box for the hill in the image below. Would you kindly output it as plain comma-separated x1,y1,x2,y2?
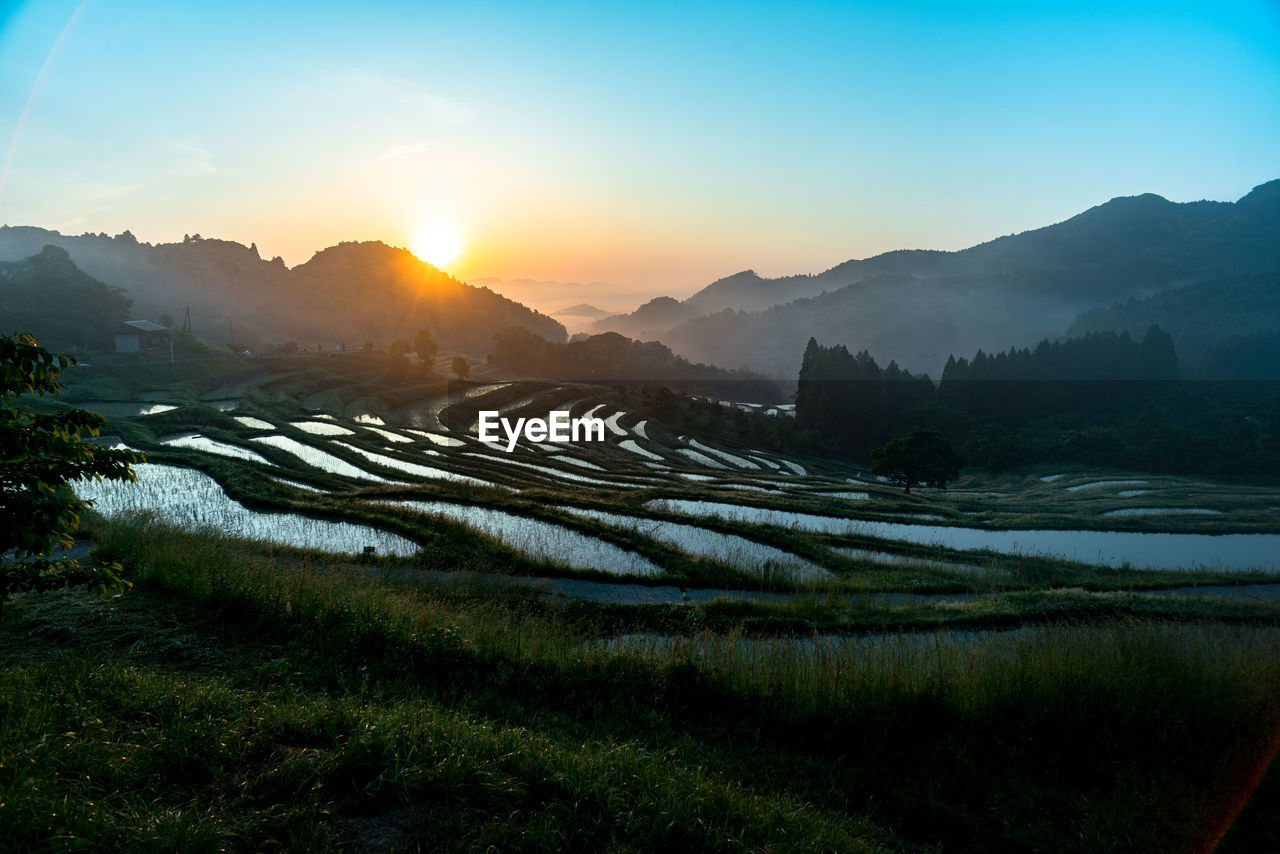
594,181,1280,376
553,303,611,318
0,228,566,352
489,328,781,400
0,245,132,350
286,241,566,352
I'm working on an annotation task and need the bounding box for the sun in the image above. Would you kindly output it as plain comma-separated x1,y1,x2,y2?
410,222,465,269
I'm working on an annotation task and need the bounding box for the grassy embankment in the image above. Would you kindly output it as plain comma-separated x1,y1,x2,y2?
2,520,1280,852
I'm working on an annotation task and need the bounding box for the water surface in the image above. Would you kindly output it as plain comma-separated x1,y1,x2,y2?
379,499,660,575
647,499,1280,571
76,463,419,556
560,505,830,580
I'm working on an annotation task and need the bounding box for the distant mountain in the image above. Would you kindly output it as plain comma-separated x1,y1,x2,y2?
660,273,1028,378
593,296,697,340
553,303,611,318
1067,271,1280,377
0,228,566,351
593,253,954,340
469,276,661,320
596,180,1280,376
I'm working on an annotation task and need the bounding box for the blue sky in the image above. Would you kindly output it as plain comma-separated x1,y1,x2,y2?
1,0,1278,295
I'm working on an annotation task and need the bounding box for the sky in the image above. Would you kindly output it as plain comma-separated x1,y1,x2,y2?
1,0,1278,300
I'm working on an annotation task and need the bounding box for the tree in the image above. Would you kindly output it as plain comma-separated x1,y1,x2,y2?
1,333,143,616
385,338,410,383
962,423,1024,472
451,356,470,381
0,246,132,351
871,428,962,494
414,329,438,373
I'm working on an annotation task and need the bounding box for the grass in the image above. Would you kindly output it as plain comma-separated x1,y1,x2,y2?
3,520,1280,851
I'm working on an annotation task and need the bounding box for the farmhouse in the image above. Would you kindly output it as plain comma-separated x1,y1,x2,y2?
113,319,170,353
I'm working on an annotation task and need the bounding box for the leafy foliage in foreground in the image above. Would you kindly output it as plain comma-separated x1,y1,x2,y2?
0,333,141,616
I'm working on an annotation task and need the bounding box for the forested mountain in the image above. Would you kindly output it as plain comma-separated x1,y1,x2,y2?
594,251,950,339
1066,271,1280,377
595,180,1280,376
0,245,131,350
659,271,1069,378
0,228,566,352
288,242,566,352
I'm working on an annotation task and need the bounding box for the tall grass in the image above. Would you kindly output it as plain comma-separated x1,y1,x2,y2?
10,517,1279,851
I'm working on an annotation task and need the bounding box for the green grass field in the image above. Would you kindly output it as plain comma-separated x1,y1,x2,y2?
3,521,1280,852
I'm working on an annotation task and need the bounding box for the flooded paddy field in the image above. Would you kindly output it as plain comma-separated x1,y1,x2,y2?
60,363,1280,618
75,463,420,556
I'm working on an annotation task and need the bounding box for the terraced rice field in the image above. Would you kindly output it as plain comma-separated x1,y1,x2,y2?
75,378,1280,594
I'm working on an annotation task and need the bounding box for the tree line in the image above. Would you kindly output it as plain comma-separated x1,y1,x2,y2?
797,326,1279,478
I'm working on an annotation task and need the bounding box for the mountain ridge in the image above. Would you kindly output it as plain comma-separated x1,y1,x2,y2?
0,228,567,352
595,180,1280,376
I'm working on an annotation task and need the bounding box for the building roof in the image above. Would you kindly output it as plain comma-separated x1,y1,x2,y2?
120,319,169,333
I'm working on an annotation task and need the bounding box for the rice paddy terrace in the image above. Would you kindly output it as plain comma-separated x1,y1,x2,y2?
13,354,1280,852
58,355,1280,625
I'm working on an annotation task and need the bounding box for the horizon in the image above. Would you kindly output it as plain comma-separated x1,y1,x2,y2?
4,176,1275,310
2,1,1279,299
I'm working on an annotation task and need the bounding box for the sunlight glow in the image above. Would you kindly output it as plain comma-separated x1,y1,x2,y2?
410,222,464,269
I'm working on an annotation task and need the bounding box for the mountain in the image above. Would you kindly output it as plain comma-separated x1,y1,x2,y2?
285,242,566,351
0,245,131,350
553,303,611,318
593,296,699,340
593,252,953,339
551,302,614,335
0,228,566,351
596,180,1280,376
659,273,1032,378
